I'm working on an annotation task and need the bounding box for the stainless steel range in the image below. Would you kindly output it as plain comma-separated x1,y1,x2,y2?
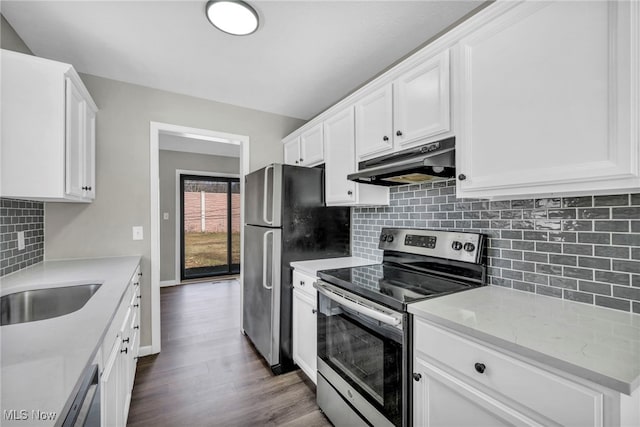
315,228,487,427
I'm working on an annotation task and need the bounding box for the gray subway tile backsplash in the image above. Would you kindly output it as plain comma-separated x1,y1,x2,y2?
1,198,44,277
352,179,640,312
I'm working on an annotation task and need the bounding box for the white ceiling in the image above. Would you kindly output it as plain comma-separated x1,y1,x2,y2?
159,133,241,157
2,1,485,120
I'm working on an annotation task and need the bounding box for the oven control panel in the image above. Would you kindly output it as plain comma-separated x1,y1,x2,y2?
379,228,483,263
404,234,437,249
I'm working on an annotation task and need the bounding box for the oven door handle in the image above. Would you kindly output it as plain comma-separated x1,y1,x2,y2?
316,285,402,328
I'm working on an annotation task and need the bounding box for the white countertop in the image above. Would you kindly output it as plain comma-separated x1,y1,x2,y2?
409,286,640,395
0,256,141,426
290,256,375,277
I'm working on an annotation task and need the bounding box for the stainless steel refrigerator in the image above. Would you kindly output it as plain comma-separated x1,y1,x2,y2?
243,164,350,374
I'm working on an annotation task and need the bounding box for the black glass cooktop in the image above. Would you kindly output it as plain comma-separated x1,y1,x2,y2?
317,263,478,311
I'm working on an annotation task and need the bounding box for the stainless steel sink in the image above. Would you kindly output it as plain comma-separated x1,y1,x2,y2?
0,283,102,326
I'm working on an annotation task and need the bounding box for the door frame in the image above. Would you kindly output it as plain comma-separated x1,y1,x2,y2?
150,122,250,355
175,170,240,284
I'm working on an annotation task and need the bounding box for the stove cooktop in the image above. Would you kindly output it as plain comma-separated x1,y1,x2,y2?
317,263,477,312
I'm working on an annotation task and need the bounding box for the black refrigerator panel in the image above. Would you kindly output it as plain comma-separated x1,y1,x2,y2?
280,164,351,260
275,164,351,373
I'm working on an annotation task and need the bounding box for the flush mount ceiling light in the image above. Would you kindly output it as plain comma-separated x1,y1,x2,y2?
206,0,259,36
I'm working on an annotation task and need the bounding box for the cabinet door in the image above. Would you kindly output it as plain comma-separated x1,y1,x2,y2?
65,78,86,198
456,1,639,198
413,357,542,427
292,289,317,384
101,337,123,427
83,107,96,200
355,84,394,161
324,107,357,205
300,123,324,166
394,50,450,149
283,137,300,165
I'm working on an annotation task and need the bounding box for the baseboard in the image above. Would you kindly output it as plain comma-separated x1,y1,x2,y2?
160,280,176,287
138,345,156,357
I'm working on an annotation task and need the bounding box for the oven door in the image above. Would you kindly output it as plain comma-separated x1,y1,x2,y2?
316,281,406,427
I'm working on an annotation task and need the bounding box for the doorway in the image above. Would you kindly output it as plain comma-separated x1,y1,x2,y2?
180,174,241,280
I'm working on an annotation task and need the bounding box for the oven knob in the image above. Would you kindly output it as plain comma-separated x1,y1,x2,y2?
464,242,476,252
380,234,388,242
451,241,462,251
387,235,394,243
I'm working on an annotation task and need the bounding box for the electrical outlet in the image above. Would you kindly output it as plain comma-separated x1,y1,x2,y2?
132,226,144,241
163,212,169,220
17,231,25,251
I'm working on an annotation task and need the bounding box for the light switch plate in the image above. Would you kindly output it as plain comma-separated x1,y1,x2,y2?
17,231,25,250
132,226,144,241
163,212,169,220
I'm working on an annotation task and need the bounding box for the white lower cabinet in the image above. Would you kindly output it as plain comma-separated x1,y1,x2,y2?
413,357,540,427
101,265,141,426
101,334,126,427
412,318,640,427
292,270,318,384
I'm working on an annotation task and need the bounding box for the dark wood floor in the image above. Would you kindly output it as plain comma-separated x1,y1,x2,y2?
127,278,331,427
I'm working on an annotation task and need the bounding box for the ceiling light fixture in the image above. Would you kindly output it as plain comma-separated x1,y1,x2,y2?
205,0,259,36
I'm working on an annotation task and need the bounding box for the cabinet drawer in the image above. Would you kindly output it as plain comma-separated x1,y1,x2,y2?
414,319,603,427
130,267,141,295
292,270,317,298
101,288,131,365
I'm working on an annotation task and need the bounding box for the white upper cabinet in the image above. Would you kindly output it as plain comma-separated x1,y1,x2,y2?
355,85,394,161
324,107,389,206
283,136,301,165
325,108,358,205
1,49,98,202
456,1,640,199
283,0,640,202
84,108,97,200
394,50,451,150
65,79,87,199
300,123,324,166
356,50,452,161
283,126,324,167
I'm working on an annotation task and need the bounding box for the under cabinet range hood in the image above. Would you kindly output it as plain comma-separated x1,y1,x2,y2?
348,137,455,186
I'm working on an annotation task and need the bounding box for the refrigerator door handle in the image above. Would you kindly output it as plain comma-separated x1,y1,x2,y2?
263,165,274,226
262,230,274,290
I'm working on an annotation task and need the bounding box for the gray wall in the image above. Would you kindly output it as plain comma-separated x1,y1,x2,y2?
44,74,304,346
353,180,640,314
1,14,32,55
159,150,240,282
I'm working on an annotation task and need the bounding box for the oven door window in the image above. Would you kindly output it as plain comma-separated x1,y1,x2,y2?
317,293,403,427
